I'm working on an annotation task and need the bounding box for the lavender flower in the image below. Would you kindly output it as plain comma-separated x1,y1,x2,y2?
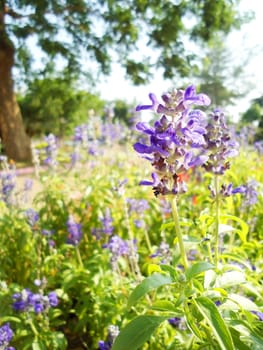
134,85,210,196
66,215,82,245
0,323,15,350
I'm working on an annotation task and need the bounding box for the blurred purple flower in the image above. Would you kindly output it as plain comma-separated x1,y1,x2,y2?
0,323,14,349
66,215,82,245
24,208,39,227
12,288,58,314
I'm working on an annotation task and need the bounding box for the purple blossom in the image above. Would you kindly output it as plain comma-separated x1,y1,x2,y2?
135,93,159,112
44,134,58,169
134,85,210,196
168,317,182,328
66,215,82,245
98,325,119,350
0,323,15,349
251,310,263,321
240,180,259,207
151,241,172,264
203,109,239,175
254,140,263,155
24,178,33,191
24,208,39,227
126,198,149,214
0,172,16,205
100,208,114,235
12,289,58,314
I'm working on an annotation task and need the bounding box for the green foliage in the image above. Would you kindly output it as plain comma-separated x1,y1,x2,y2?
3,0,245,84
242,103,262,123
0,116,263,349
17,76,105,136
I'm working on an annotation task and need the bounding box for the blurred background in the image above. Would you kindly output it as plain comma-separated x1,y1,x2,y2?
0,0,263,162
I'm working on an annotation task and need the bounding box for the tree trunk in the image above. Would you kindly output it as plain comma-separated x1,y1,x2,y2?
0,5,32,162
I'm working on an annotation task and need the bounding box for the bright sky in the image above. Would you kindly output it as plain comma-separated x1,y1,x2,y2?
96,0,263,120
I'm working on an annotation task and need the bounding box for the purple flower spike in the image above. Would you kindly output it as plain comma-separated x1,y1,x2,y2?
135,93,159,112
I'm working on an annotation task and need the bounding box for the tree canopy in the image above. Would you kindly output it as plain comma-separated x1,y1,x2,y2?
5,0,245,85
0,0,249,161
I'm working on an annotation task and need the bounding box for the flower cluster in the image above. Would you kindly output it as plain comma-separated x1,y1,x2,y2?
151,241,172,264
134,85,210,196
44,134,58,169
103,235,136,269
12,288,58,314
66,215,82,245
203,109,239,175
134,85,240,196
24,208,39,227
0,323,15,350
91,208,114,240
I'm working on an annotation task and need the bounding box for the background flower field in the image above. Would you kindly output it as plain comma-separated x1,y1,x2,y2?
0,102,263,349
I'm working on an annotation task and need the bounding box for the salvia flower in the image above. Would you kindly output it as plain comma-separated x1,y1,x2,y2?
44,134,58,169
240,179,259,207
0,323,15,350
150,241,172,264
100,208,114,235
168,317,182,328
66,215,82,245
103,235,135,270
12,289,58,314
208,183,246,198
134,85,210,196
24,208,39,227
254,140,263,155
203,109,239,175
98,325,119,350
0,171,16,206
126,198,149,214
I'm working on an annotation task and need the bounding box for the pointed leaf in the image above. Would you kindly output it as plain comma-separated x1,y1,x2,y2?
194,296,235,350
186,262,215,280
128,273,173,308
111,315,167,350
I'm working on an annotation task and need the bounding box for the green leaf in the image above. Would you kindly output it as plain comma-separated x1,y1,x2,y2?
220,214,249,242
111,315,167,350
32,340,46,350
151,300,178,313
215,271,246,288
128,273,173,308
194,296,235,350
185,262,215,280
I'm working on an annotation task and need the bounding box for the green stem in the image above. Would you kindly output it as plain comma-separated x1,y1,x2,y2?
75,245,84,268
170,196,188,269
214,175,220,269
